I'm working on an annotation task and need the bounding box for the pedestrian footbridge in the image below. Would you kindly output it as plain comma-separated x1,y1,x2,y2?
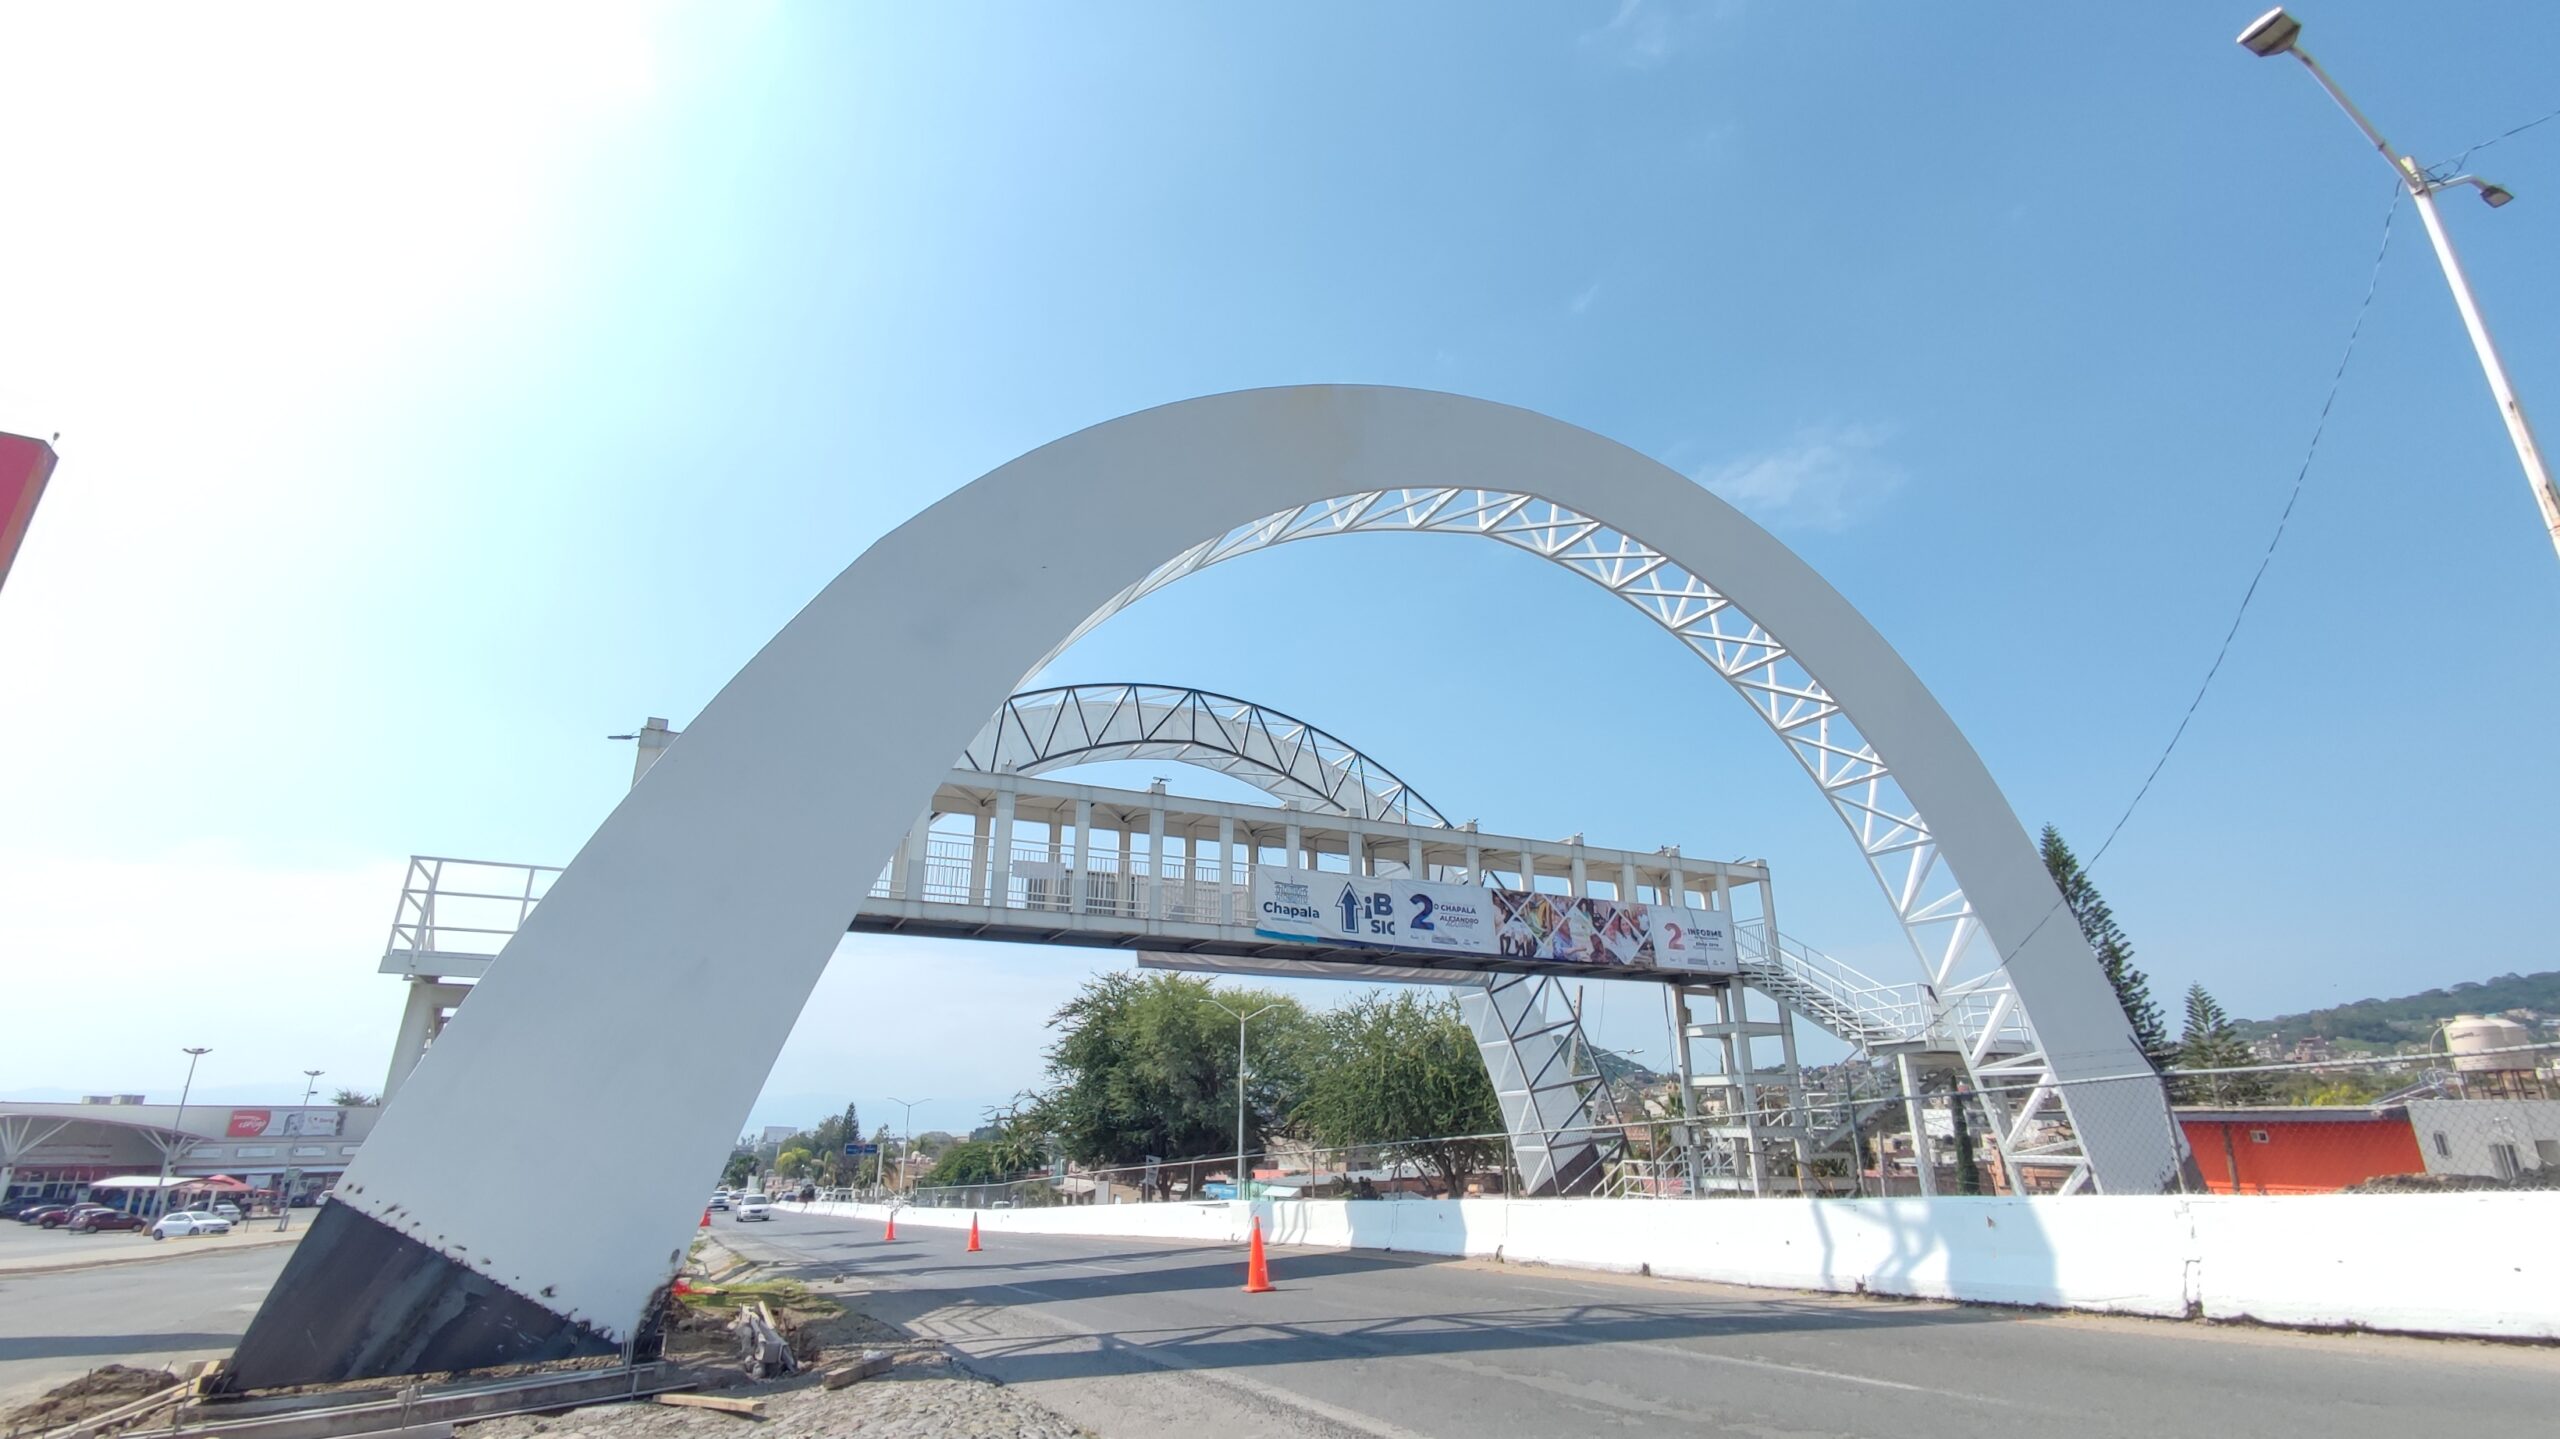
380,686,2038,1200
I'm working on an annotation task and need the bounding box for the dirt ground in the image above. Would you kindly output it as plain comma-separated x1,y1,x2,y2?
460,1270,1090,1439
6,1247,1089,1439
2,1365,179,1434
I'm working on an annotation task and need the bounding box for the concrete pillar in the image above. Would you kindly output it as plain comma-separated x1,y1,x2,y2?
1217,816,1237,924
1071,800,1092,914
383,980,471,1102
1146,794,1167,920
989,787,1017,910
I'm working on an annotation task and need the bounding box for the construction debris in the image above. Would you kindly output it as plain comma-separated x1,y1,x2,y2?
4,1366,185,1438
818,1352,893,1390
726,1304,794,1381
649,1395,765,1419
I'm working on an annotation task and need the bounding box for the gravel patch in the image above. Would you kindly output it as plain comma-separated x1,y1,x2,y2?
462,1357,1088,1439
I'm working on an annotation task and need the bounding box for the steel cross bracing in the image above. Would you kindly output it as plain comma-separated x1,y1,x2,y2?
1042,488,2086,1187
963,684,1446,828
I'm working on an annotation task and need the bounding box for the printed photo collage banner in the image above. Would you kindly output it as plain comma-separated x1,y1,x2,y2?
1251,867,1739,976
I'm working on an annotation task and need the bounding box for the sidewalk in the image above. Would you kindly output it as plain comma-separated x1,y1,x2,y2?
0,1221,306,1277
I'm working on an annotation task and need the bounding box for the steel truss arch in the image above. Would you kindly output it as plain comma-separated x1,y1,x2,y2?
961,683,1449,827
1043,514,2111,1186
233,386,2179,1390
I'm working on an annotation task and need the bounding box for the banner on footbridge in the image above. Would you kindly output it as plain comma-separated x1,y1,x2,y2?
1252,868,1737,977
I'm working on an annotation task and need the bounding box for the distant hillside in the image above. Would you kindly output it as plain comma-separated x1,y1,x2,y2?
2233,970,2560,1049
1590,1046,1665,1086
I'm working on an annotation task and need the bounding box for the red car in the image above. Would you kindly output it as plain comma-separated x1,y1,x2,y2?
28,1203,85,1229
70,1208,148,1233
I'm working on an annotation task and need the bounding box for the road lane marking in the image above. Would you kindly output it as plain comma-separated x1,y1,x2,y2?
1623,1340,2013,1405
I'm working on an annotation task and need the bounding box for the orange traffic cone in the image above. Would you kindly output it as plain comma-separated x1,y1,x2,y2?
883,1211,897,1242
967,1213,983,1252
700,1208,711,1229
1243,1215,1275,1294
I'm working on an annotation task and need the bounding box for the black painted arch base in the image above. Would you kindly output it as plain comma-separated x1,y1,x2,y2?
223,1202,625,1391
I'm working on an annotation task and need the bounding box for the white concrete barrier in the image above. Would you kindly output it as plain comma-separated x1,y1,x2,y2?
779,1192,2560,1340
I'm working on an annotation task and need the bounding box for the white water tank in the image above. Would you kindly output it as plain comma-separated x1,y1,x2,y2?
2445,1013,2532,1073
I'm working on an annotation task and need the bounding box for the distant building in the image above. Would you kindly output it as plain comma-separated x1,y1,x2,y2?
760,1124,799,1145
3,1099,381,1209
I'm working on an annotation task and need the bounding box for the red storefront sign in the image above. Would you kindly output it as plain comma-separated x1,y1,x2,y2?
227,1109,275,1137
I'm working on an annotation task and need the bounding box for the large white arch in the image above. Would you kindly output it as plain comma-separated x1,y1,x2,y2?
230,386,2177,1387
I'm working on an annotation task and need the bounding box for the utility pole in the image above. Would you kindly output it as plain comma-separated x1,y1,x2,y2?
277,1069,322,1231
2239,9,2560,565
1206,995,1280,1203
153,1047,211,1218
888,1096,933,1198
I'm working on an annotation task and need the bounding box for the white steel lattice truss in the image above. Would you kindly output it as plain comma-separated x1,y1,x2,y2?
959,682,1625,1195
1052,491,2088,1188
963,684,1448,827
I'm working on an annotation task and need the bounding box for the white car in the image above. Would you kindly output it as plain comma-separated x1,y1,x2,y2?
733,1194,773,1222
209,1202,244,1222
152,1211,234,1239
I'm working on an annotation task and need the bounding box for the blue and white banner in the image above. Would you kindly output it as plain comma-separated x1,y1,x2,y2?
1250,868,1736,977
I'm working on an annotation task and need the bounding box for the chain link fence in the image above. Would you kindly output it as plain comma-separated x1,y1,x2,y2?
872,1040,2560,1207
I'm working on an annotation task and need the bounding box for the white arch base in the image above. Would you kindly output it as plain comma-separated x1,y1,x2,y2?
226,386,2178,1389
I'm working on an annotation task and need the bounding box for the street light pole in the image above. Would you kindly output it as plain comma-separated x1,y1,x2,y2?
2239,8,2560,564
152,1047,210,1219
277,1069,322,1232
887,1096,933,1199
1205,996,1280,1204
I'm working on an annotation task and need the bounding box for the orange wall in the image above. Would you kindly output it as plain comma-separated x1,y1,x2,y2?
2179,1116,2424,1195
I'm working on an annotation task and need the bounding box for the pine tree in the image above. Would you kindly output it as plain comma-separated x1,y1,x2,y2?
2176,983,2270,1104
2039,825,2171,1065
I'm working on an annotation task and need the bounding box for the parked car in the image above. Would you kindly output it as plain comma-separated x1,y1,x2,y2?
209,1201,244,1222
36,1204,106,1230
71,1209,149,1233
707,1193,730,1211
151,1211,233,1239
0,1198,55,1220
16,1202,78,1226
733,1194,773,1222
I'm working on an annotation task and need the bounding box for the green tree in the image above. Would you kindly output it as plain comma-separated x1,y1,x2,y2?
1295,990,1504,1195
331,1088,381,1107
925,1141,1005,1187
719,1150,757,1189
982,1096,1051,1179
2175,983,2270,1104
1033,972,1316,1169
774,1145,812,1178
834,1101,862,1184
2039,825,2171,1064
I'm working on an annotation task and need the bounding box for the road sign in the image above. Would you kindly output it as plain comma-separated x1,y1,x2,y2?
843,1142,879,1156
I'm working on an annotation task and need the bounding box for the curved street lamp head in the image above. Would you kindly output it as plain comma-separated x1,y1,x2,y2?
2238,7,2303,57
2480,183,2515,209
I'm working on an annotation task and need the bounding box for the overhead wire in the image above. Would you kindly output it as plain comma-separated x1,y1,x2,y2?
2010,177,2403,958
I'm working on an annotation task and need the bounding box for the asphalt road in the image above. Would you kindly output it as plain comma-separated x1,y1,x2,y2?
0,1244,294,1410
723,1209,2560,1439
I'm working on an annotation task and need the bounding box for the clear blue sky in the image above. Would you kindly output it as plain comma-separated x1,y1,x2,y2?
4,2,2556,1134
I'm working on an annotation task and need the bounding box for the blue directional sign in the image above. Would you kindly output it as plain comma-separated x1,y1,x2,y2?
843,1142,880,1156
